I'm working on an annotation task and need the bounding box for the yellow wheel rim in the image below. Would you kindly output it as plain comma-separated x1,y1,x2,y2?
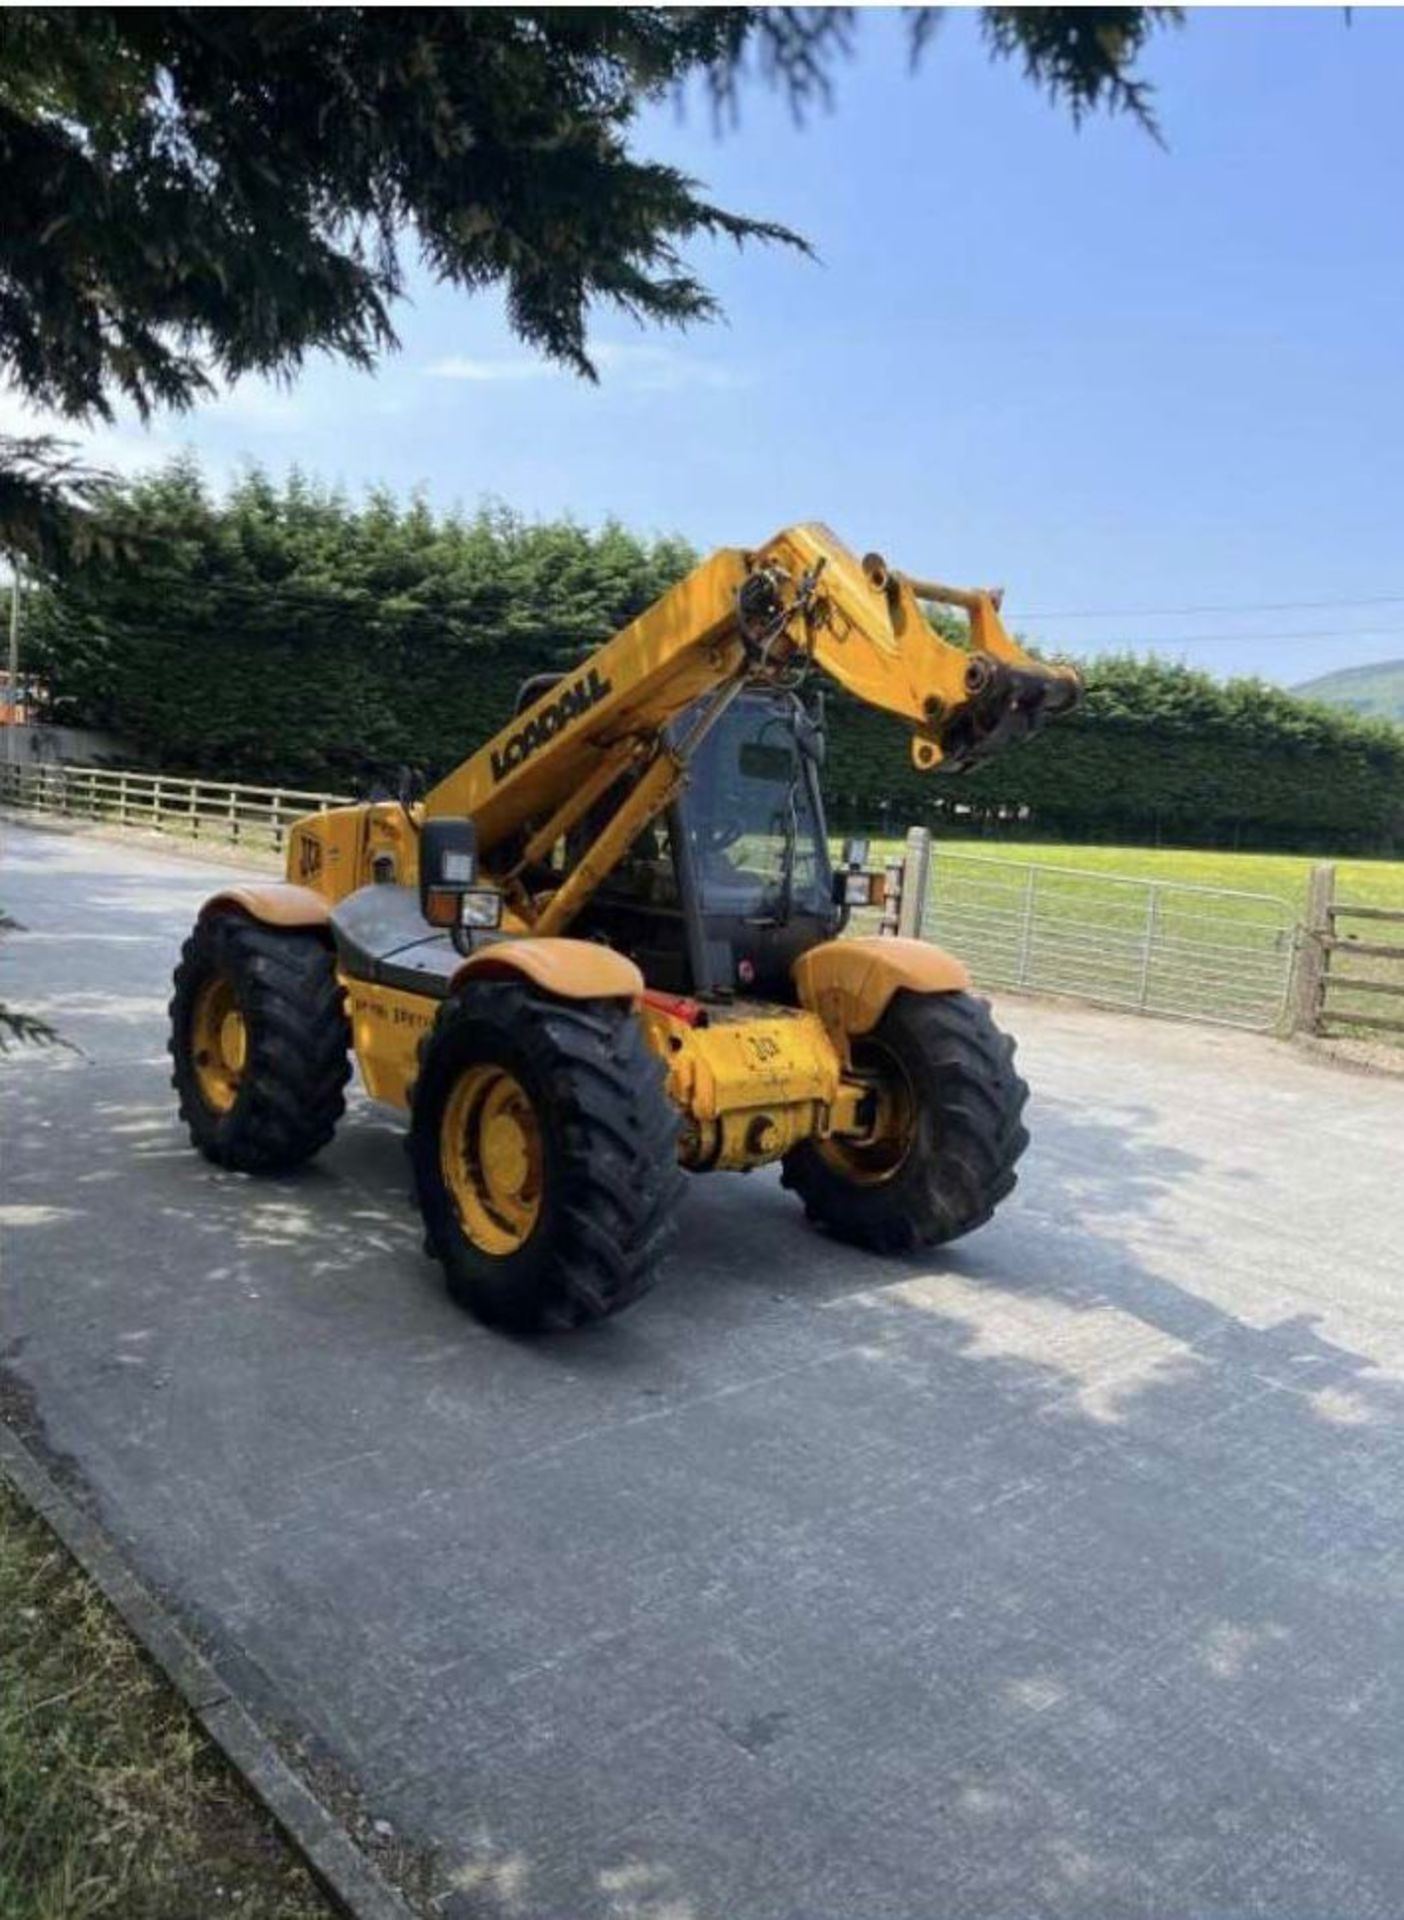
191,974,247,1114
440,1063,543,1256
818,1038,917,1187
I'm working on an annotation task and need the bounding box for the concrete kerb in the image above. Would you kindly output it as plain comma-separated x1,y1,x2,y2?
0,1420,422,1920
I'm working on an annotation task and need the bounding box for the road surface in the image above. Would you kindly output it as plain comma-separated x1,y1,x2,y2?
4,817,1404,1919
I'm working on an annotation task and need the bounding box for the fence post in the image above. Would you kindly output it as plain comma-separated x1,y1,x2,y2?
1016,867,1039,987
272,791,286,853
898,826,932,938
188,781,199,839
1137,886,1160,1011
1292,863,1336,1035
879,855,903,936
227,786,239,845
152,776,164,832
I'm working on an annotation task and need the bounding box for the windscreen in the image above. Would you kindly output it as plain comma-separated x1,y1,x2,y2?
683,696,829,921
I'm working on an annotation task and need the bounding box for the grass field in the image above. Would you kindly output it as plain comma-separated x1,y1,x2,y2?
871,838,1404,911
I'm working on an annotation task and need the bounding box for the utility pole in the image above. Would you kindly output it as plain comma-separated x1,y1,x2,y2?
5,553,20,766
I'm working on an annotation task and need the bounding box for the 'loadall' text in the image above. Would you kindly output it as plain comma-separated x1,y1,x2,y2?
490,668,613,783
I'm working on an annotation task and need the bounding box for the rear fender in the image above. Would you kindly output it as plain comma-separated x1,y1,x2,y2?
793,936,971,1050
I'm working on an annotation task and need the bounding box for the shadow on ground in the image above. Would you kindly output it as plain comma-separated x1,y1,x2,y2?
3,824,1404,1917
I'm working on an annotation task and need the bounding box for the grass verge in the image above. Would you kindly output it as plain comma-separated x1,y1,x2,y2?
0,1479,335,1920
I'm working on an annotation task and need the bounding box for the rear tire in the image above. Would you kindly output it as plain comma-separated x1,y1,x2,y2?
409,982,684,1332
781,989,1029,1252
169,912,351,1173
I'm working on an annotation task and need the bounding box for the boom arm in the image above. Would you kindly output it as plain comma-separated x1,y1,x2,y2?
426,522,1079,934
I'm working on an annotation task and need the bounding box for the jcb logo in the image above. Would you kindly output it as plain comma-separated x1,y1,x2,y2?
745,1034,781,1065
295,832,323,882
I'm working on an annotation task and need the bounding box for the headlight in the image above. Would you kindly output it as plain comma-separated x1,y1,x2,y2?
844,871,883,907
459,890,504,929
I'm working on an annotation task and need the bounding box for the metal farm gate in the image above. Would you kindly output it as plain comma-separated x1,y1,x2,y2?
911,844,1296,1033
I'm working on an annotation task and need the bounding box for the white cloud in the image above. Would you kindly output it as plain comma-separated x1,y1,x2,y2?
593,341,747,393
426,355,558,384
427,339,749,395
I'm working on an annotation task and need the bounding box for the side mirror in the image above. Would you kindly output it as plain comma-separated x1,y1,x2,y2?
419,817,502,931
842,836,870,870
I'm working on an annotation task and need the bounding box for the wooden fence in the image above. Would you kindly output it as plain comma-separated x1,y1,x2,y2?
0,760,349,852
1293,862,1404,1040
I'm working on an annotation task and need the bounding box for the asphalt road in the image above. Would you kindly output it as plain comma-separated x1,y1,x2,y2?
4,816,1404,1920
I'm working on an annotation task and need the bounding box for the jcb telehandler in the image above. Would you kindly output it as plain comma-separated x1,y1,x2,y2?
170,525,1079,1330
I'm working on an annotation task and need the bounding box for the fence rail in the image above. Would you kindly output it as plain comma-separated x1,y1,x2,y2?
0,761,349,851
3,759,1308,1035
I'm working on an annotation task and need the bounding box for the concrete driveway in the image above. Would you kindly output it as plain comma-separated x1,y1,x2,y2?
3,816,1404,1919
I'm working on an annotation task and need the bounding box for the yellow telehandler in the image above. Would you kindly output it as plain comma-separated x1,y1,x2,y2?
169,524,1079,1329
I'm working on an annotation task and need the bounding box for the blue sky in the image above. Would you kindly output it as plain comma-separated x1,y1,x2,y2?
10,8,1404,685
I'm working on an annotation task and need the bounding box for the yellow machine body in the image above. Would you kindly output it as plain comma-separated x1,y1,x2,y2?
227,523,1077,1176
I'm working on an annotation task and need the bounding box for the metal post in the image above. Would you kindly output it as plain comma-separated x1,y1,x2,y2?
1137,886,1160,1011
898,826,932,939
1292,863,1336,1035
1016,867,1039,987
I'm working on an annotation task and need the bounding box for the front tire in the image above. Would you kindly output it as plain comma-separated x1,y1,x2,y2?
409,982,684,1332
169,912,351,1172
781,989,1029,1252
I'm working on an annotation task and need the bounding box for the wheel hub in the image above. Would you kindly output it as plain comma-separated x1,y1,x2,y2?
441,1064,543,1255
819,1037,917,1185
191,975,246,1114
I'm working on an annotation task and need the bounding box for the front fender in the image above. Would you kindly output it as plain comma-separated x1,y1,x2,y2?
199,883,331,929
793,936,971,1044
451,937,643,1004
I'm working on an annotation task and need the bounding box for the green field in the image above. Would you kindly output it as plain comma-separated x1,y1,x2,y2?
924,840,1404,911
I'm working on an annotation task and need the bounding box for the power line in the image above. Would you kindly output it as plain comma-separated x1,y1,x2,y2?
1007,593,1404,621
1016,625,1404,648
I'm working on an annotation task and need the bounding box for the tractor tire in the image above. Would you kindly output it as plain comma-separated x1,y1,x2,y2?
169,912,351,1173
781,989,1029,1252
408,981,684,1332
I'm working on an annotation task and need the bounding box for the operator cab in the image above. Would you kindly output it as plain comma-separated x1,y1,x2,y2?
570,687,842,1000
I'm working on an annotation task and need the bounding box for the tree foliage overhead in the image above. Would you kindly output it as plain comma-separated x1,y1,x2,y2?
26,463,1404,857
0,435,114,569
0,6,1179,553
0,7,811,424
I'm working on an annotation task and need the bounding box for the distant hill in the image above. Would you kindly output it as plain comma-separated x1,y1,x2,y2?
1293,659,1404,725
